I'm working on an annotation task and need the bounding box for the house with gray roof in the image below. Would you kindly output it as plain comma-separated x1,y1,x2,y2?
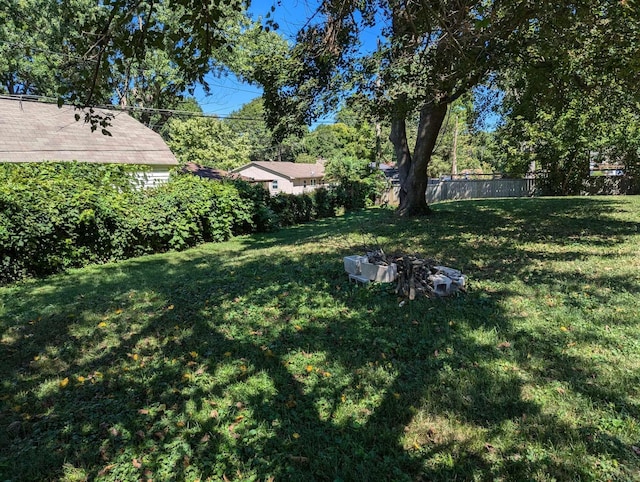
0,96,178,188
232,161,326,195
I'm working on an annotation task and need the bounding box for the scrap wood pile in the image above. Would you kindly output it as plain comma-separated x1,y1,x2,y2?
366,249,466,300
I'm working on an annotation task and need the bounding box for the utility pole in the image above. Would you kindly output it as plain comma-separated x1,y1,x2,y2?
451,114,458,177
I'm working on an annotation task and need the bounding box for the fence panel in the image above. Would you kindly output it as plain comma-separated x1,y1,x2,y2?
426,178,536,203
384,178,537,205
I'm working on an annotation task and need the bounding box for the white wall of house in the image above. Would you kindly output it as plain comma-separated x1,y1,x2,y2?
132,166,173,189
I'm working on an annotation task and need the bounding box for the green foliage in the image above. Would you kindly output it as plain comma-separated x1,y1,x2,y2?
0,163,354,284
225,98,309,163
0,164,255,284
324,157,386,210
167,116,252,170
428,97,494,178
304,123,375,162
494,1,640,194
0,163,140,283
268,193,315,227
136,175,253,251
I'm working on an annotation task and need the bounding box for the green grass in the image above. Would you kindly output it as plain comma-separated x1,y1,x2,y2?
1,196,640,481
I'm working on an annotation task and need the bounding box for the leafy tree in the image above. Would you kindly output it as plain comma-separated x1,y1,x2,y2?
256,0,640,214
428,96,493,178
255,1,559,215
167,116,252,171
494,1,640,194
304,122,375,162
1,0,254,129
225,98,307,163
324,157,386,210
0,0,61,96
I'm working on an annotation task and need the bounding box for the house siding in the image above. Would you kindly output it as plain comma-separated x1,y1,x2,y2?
132,166,173,189
233,164,326,195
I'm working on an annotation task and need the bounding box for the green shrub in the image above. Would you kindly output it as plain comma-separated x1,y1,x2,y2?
0,162,367,285
269,192,316,227
230,179,278,232
0,163,139,284
0,164,254,284
311,187,338,218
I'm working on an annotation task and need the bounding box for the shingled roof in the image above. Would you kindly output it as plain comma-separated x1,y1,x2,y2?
0,97,177,166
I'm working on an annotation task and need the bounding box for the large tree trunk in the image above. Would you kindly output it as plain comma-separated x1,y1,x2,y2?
392,102,448,216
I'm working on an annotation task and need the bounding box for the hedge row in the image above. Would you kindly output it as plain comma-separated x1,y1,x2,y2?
0,163,349,285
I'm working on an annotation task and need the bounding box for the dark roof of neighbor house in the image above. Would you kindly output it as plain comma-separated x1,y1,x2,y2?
181,162,252,181
0,97,178,166
233,161,324,181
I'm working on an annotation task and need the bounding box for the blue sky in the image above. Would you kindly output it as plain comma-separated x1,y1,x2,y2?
195,0,383,121
196,1,321,118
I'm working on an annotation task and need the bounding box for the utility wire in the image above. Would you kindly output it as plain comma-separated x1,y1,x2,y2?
0,94,336,125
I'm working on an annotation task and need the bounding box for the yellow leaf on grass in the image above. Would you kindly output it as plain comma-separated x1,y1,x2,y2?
115,309,123,315
167,305,175,310
60,377,69,388
77,376,86,384
189,351,198,358
98,322,107,328
305,365,313,373
292,432,300,439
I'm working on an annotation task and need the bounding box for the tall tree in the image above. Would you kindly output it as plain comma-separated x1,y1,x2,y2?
225,98,308,163
167,115,252,171
255,1,553,215
255,1,637,215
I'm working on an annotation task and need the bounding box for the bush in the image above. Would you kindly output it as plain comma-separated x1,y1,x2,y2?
311,187,338,218
0,164,255,285
0,163,140,283
0,162,370,285
136,175,253,251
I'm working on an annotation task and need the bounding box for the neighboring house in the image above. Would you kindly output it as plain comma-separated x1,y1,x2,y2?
180,161,267,186
181,161,235,181
371,162,399,185
0,96,178,188
232,161,326,195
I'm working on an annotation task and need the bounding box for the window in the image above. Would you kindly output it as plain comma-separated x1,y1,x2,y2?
311,179,317,186
272,180,278,190
303,180,307,187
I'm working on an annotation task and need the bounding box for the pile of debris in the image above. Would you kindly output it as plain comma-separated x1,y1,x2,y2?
344,249,466,300
393,254,465,300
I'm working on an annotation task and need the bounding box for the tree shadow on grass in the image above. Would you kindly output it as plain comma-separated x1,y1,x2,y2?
1,197,639,480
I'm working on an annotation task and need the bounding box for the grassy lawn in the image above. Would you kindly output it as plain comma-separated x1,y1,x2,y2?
1,196,640,481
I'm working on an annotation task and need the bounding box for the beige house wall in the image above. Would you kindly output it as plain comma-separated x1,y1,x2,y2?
234,165,325,195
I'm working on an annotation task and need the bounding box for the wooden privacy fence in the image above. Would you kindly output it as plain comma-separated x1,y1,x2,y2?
382,178,537,205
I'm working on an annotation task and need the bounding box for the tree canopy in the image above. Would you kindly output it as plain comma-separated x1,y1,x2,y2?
1,0,253,129
494,1,640,194
254,0,640,214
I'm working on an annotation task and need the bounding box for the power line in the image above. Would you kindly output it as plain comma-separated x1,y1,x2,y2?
0,94,336,125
